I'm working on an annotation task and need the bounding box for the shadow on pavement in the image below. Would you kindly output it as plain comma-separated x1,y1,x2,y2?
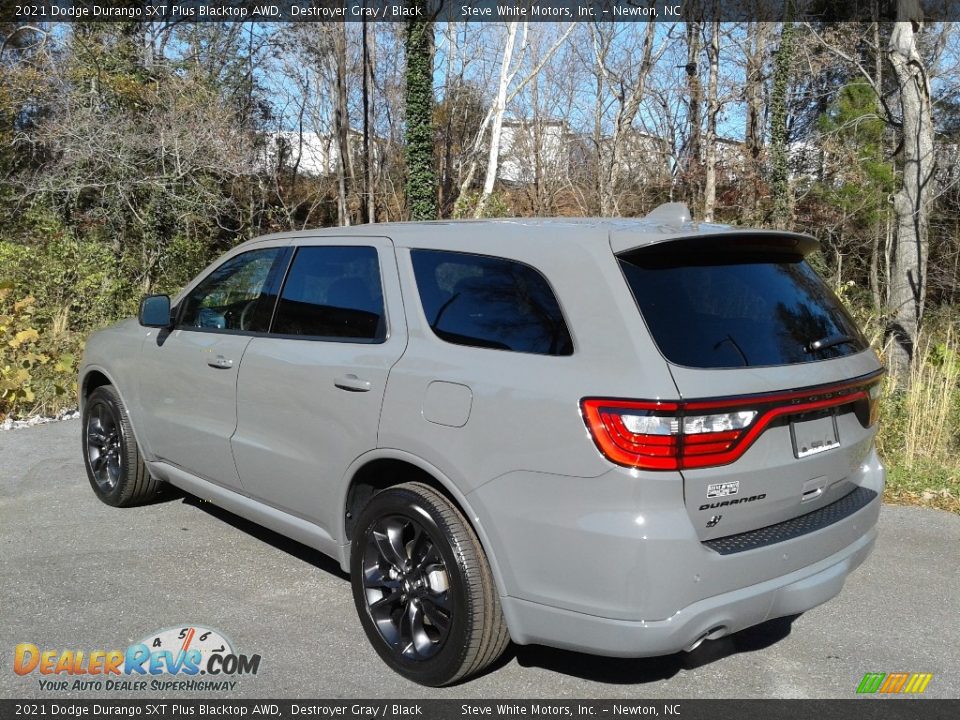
175,486,797,686
493,614,799,685
180,491,350,581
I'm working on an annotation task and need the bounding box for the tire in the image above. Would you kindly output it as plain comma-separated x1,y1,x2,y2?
350,482,510,686
82,385,163,507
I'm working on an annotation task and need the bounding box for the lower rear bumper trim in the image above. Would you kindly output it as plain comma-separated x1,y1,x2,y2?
703,486,878,555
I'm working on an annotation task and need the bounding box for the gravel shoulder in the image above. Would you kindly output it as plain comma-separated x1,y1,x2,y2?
1,420,958,699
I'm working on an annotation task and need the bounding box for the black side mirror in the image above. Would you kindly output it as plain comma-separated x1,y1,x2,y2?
139,294,173,328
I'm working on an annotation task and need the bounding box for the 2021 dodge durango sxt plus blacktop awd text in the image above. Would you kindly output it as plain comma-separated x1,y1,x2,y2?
80,203,885,686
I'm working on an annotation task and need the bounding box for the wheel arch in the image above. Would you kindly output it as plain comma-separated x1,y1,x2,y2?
80,367,114,411
338,450,508,600
79,365,152,460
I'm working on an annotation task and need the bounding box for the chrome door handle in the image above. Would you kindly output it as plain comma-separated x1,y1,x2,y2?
334,374,372,392
207,356,234,370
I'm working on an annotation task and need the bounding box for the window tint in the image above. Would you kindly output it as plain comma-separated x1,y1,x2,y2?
618,245,868,368
179,248,285,333
411,250,573,356
271,246,385,341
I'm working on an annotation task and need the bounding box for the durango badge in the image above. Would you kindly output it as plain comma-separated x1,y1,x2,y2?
699,494,767,511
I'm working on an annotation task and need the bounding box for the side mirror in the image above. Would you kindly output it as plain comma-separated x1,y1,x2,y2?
139,294,173,328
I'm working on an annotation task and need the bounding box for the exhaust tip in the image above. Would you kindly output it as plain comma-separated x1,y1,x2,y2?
684,625,729,653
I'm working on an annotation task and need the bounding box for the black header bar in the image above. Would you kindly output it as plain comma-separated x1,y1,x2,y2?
4,0,960,24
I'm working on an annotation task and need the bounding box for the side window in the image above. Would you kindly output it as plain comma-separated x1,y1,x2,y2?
178,248,285,333
411,250,573,356
271,246,386,341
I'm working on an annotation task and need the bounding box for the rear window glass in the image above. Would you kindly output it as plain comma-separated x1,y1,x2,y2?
411,250,573,356
618,246,868,368
272,246,385,341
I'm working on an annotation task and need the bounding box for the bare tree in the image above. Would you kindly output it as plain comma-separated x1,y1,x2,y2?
804,2,937,381
886,0,935,380
455,22,575,216
591,21,673,216
475,21,525,218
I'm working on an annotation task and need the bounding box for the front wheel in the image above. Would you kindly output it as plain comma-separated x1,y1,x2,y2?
350,482,509,686
82,385,164,507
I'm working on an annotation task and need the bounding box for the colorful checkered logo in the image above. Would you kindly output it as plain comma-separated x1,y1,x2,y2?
857,672,933,694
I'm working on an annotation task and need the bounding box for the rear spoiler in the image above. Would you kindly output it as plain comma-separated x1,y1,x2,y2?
609,203,819,257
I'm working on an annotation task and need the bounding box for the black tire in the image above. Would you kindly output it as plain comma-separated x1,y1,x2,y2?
82,385,163,507
350,482,510,686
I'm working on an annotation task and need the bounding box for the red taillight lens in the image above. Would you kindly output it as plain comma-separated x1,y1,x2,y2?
581,372,884,471
867,382,882,426
580,400,755,470
580,399,681,469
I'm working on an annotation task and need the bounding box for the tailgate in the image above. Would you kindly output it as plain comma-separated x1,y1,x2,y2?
671,357,882,540
615,233,884,540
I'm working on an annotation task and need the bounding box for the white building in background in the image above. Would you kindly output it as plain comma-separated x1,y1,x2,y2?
614,130,673,182
499,120,572,184
498,119,674,186
258,131,368,176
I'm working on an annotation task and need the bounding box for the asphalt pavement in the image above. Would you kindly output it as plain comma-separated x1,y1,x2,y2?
1,420,958,699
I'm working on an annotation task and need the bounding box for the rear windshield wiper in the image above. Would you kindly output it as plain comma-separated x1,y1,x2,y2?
805,334,855,353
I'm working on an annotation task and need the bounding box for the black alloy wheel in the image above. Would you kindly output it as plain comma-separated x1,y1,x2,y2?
85,400,123,493
82,385,163,507
350,482,510,686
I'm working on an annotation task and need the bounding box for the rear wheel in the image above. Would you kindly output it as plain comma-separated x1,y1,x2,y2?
82,385,163,507
350,482,509,686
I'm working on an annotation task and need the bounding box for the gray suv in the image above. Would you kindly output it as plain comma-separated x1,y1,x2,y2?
79,204,884,686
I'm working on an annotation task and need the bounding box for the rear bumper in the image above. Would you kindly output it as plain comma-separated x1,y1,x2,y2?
469,447,884,657
500,522,876,657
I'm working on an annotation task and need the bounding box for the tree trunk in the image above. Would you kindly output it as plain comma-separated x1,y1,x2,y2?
885,1,935,383
744,22,768,221
770,15,795,230
703,20,720,223
869,8,884,310
334,24,352,227
475,22,521,218
405,8,437,221
683,20,703,213
362,19,375,224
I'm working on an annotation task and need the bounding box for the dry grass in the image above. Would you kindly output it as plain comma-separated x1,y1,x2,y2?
876,324,960,514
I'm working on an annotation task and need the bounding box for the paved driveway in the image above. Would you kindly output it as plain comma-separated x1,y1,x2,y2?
1,420,957,699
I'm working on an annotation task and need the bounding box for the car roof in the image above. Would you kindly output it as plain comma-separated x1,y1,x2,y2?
236,204,817,256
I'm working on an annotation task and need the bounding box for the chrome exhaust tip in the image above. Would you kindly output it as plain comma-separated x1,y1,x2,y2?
684,625,728,653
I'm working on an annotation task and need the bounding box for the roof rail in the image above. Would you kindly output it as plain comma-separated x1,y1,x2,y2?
644,202,691,225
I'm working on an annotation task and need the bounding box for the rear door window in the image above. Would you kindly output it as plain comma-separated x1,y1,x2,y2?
618,241,868,368
411,250,573,356
271,246,386,341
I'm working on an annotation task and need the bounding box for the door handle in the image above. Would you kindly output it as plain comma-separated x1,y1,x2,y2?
207,355,234,370
334,374,372,392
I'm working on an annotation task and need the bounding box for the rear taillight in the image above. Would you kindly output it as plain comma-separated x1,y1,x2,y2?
580,372,884,471
868,382,882,426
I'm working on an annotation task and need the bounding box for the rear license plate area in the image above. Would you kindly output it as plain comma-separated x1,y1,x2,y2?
790,410,840,458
